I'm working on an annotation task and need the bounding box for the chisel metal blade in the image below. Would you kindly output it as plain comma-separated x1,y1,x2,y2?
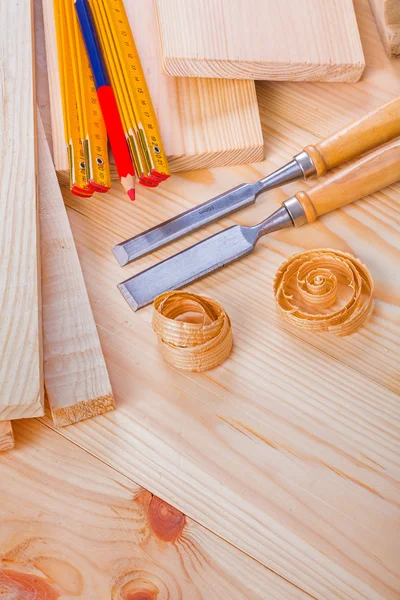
112,157,308,265
118,206,293,310
113,183,258,266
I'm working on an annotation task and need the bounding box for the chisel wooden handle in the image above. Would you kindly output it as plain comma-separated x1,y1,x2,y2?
302,97,400,176
293,138,400,223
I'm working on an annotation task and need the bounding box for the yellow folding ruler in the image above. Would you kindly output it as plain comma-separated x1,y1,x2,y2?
54,0,111,196
88,0,170,187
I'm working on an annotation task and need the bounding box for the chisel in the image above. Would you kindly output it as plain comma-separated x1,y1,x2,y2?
113,97,400,265
118,138,400,310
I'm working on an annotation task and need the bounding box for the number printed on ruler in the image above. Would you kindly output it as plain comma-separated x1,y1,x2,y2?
54,0,91,194
91,0,151,183
83,61,111,188
70,0,111,190
108,0,170,177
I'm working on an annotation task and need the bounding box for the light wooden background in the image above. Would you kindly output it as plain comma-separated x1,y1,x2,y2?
2,0,399,598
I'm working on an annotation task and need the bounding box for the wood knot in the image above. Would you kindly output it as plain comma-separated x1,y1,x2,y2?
147,496,185,542
120,579,159,600
0,569,59,599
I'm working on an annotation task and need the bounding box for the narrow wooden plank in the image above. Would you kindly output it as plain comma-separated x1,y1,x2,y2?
0,1,44,420
41,0,263,182
38,114,115,427
369,0,400,56
0,422,14,452
0,418,307,599
155,0,365,81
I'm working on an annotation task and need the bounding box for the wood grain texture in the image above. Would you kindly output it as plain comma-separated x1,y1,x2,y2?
369,0,400,56
41,201,400,599
41,0,263,182
35,0,53,153
36,0,400,597
0,422,14,453
308,96,400,175
155,0,365,81
38,114,115,427
385,0,400,25
0,1,44,420
0,418,306,599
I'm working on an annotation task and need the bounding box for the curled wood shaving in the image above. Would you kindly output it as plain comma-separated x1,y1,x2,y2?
152,292,233,371
273,249,374,337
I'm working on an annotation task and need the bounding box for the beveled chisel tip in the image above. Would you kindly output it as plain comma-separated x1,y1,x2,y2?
117,282,140,312
112,244,130,267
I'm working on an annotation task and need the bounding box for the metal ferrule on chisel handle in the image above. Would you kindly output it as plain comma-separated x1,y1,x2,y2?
113,97,400,265
118,137,400,311
112,154,314,266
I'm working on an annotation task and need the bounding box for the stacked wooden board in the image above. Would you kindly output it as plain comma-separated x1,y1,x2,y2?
154,0,365,81
0,0,115,446
38,116,115,426
0,1,43,429
42,0,264,183
369,0,400,56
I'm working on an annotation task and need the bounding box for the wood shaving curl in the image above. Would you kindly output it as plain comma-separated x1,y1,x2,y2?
273,249,374,337
152,292,233,371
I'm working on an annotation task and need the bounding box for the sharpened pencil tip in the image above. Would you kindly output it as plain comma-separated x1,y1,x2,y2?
127,188,135,201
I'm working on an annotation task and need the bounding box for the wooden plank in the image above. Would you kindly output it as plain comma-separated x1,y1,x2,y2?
369,0,400,56
42,202,400,600
37,0,400,597
38,114,115,427
0,422,14,452
38,1,400,596
41,0,263,183
155,0,365,81
0,418,307,599
0,1,44,420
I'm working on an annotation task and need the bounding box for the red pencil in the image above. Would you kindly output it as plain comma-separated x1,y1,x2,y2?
96,87,135,200
75,0,135,201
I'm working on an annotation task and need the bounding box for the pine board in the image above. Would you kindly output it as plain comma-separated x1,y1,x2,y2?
38,114,115,427
41,0,263,184
41,201,400,600
0,1,44,420
155,0,365,81
0,419,305,599
35,0,400,598
369,0,400,56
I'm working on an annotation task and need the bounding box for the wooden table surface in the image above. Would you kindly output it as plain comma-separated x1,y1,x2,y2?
1,0,399,598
